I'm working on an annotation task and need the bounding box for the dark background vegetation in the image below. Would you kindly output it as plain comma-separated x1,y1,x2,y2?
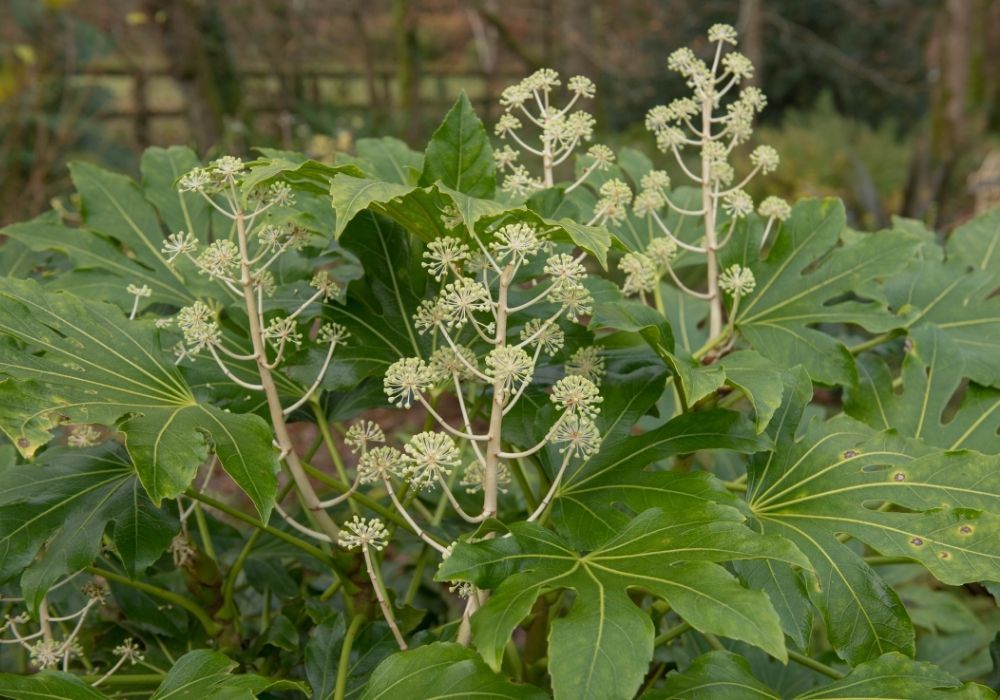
1,0,998,231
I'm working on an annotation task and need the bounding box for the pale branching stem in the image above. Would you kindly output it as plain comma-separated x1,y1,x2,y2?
558,90,582,116
274,501,334,543
565,161,598,194
514,308,564,349
0,624,43,647
437,324,493,382
526,450,573,522
234,210,341,541
456,594,480,646
502,343,543,416
715,217,738,250
664,262,715,300
651,211,708,254
362,545,408,650
482,263,514,518
507,284,555,313
760,217,777,250
91,651,131,687
180,458,218,521
382,475,449,554
470,315,496,344
223,278,244,297
517,103,544,127
198,191,236,218
719,165,763,196
416,394,489,442
61,599,97,669
38,596,53,643
508,129,544,157
663,197,706,217
263,338,288,370
671,145,703,182
452,374,488,466
286,289,326,323
552,138,580,166
129,295,141,321
702,97,723,338
725,291,742,341
208,346,265,391
542,135,555,188
468,230,503,275
436,474,490,523
498,411,567,459
216,343,258,361
316,470,364,508
716,73,739,99
282,340,339,415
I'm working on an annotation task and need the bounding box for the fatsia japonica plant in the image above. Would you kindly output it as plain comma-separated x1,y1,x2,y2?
0,22,999,700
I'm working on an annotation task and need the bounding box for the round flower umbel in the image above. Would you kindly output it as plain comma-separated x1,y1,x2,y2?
619,252,658,297
345,420,385,454
357,446,406,484
403,432,461,490
161,231,198,262
384,357,435,408
486,346,535,399
29,639,64,670
429,345,480,382
113,638,145,665
338,516,389,552
551,414,603,458
719,264,757,297
176,301,221,355
544,254,587,293
565,346,606,385
491,223,544,265
520,318,566,356
264,317,303,348
423,237,470,281
460,460,512,495
758,196,791,222
551,375,603,418
68,424,101,448
439,277,492,330
196,240,240,280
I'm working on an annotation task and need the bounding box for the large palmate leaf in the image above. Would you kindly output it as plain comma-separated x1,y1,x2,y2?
722,198,920,386
746,370,1000,665
883,258,1000,388
0,444,176,609
438,508,808,700
419,92,496,199
147,649,307,699
552,406,770,548
361,643,547,700
356,136,424,184
846,324,1000,453
0,671,113,699
0,278,278,518
650,651,995,699
946,207,1000,280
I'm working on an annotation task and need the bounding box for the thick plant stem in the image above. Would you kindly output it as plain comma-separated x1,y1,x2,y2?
233,211,339,542
335,614,367,700
482,263,514,519
362,545,407,650
701,101,723,339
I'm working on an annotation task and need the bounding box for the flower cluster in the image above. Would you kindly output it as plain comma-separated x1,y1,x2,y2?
338,516,390,551
494,68,611,194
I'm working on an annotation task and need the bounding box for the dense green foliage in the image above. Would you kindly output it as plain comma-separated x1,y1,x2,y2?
0,26,998,700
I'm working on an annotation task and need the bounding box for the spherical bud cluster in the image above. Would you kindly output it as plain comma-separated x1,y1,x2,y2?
551,414,602,458
196,240,240,280
758,196,791,221
587,144,615,169
723,189,754,218
722,52,754,81
493,145,520,172
565,346,606,385
357,446,406,484
495,113,522,137
127,283,152,299
169,533,196,567
642,170,671,192
176,301,220,354
568,75,596,98
430,346,479,383
460,460,511,495
29,639,65,670
68,424,101,448
520,318,566,356
544,254,586,292
486,345,535,399
633,189,666,218
491,223,544,264
708,23,739,45
440,203,463,230
439,277,492,329
551,375,603,417
383,357,434,408
162,231,198,262
619,252,658,296
593,179,633,225
345,420,385,454
548,281,593,322
263,317,302,348
252,269,276,296
403,431,461,490
501,165,545,197
113,638,145,664
750,145,780,174
414,298,450,335
423,237,470,281
718,264,757,297
646,237,678,269
81,580,109,605
310,270,341,301
338,516,389,552
318,322,349,346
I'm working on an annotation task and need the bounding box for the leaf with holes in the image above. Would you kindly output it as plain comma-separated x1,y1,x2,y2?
721,198,921,386
746,370,1000,665
846,324,1000,454
0,278,279,518
438,507,807,700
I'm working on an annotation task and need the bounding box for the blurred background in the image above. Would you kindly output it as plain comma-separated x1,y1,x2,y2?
0,0,998,231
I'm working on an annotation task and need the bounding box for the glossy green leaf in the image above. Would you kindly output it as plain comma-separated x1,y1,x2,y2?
139,146,211,238
846,324,1000,453
0,279,278,518
149,649,250,700
0,445,176,608
553,408,770,548
356,136,424,184
946,207,1000,280
883,258,1000,388
648,650,779,699
723,198,920,386
361,643,547,700
747,371,1000,664
329,175,415,239
0,671,111,699
438,508,806,699
419,92,496,199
